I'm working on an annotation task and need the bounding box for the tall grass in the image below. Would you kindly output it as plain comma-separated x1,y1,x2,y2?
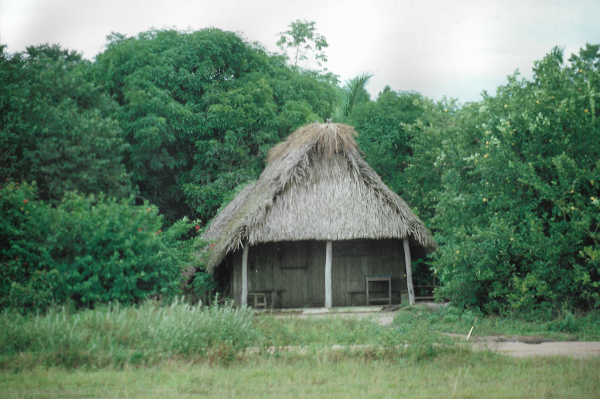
4,301,599,371
0,299,255,369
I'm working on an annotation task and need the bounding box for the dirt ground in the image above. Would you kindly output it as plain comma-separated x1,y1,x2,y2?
267,303,600,358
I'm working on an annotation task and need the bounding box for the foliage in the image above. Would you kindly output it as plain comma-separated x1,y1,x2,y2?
0,44,132,203
0,299,255,368
276,20,329,68
404,45,600,313
337,72,372,118
91,28,339,225
0,181,199,311
349,87,424,194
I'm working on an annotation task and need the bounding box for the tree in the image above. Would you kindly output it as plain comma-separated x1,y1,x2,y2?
349,87,423,194
337,73,372,118
404,45,600,314
277,20,329,68
92,28,339,225
0,44,132,202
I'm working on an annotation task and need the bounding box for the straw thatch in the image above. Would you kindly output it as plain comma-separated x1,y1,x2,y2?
203,122,436,271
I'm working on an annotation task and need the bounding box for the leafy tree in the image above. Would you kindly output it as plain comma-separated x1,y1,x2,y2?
0,181,198,311
0,44,132,202
350,87,423,194
92,28,339,225
405,45,600,314
277,20,329,68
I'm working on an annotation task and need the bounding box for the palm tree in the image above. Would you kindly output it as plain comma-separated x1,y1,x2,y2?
339,73,373,118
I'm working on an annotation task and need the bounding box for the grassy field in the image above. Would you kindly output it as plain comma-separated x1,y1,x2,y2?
2,353,599,398
1,301,600,397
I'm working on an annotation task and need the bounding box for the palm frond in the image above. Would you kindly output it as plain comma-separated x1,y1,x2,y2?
341,73,373,117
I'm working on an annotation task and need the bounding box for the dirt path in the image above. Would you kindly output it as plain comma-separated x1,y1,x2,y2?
474,340,600,358
268,307,600,358
440,333,600,358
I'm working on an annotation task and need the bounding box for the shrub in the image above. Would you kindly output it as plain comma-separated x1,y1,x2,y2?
0,181,200,311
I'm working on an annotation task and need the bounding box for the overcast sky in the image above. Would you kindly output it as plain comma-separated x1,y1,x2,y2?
2,0,599,103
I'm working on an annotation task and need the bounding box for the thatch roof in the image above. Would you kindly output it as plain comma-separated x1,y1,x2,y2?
203,122,436,271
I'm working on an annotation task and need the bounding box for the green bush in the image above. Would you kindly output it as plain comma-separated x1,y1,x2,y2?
404,45,600,313
0,181,199,311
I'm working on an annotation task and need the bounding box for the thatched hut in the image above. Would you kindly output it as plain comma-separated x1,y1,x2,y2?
203,122,435,308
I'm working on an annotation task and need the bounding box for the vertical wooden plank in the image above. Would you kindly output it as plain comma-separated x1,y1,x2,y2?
232,251,240,306
346,255,361,305
325,241,332,308
397,240,406,295
371,250,382,276
312,241,325,306
306,242,314,304
299,267,309,306
361,256,369,280
332,255,346,306
311,241,321,306
248,246,256,293
279,268,290,308
241,241,249,307
277,243,291,308
262,243,274,291
379,242,389,277
344,256,352,306
403,238,415,306
348,256,362,292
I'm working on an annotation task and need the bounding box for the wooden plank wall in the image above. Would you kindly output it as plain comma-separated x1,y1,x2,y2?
231,239,407,308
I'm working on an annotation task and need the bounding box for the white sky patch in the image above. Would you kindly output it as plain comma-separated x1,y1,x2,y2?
1,0,599,103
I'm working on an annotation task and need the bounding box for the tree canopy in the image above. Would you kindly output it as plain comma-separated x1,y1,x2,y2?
403,45,600,314
0,44,132,203
1,23,598,315
91,28,340,224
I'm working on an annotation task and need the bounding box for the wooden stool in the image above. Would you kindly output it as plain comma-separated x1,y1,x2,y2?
365,275,392,305
249,293,267,309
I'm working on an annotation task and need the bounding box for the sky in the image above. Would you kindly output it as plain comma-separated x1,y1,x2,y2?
1,0,599,103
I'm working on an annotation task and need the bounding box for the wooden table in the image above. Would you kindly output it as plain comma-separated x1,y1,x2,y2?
365,275,392,305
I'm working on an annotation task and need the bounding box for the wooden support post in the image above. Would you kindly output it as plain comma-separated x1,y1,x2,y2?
241,240,249,307
403,237,415,306
325,241,332,308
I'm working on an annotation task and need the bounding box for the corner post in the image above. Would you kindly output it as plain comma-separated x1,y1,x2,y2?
325,241,332,308
403,237,415,306
241,240,249,307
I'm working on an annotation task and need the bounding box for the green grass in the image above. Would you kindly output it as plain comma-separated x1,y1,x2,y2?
0,299,256,369
1,353,599,398
256,315,399,346
2,302,600,397
395,305,600,341
1,300,600,370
